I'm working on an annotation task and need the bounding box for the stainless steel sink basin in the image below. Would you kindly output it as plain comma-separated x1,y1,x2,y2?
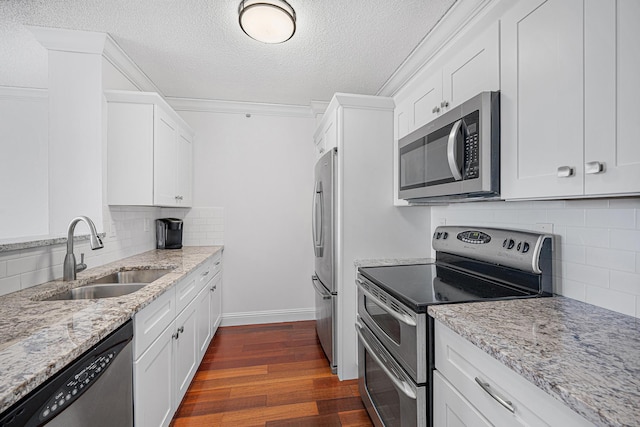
87,268,172,285
42,268,173,301
45,284,148,301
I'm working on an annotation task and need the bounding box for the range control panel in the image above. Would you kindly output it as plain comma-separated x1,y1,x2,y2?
432,226,553,274
38,348,118,422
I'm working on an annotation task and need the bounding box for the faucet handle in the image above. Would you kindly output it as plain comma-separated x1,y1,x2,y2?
76,253,87,273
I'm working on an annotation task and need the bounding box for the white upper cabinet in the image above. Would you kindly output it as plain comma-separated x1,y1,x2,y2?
106,90,194,207
584,0,640,195
501,0,640,199
313,108,337,159
395,21,500,140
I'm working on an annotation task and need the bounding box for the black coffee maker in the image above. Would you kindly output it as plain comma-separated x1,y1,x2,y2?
156,218,183,249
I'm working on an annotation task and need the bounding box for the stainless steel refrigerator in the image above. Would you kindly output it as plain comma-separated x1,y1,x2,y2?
311,148,337,374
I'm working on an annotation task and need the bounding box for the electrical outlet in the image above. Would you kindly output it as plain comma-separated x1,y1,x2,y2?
109,222,117,238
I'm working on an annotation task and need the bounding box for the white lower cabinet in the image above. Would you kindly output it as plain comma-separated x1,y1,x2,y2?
133,254,223,427
134,325,175,427
434,371,492,427
434,320,594,427
174,296,199,407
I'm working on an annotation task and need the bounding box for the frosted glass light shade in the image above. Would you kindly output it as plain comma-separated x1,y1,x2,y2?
238,0,296,44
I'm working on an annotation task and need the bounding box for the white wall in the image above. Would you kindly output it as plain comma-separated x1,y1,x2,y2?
177,109,317,324
431,198,640,318
0,87,48,239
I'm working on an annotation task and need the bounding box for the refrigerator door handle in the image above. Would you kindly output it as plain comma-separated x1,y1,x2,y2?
312,275,331,299
312,181,324,257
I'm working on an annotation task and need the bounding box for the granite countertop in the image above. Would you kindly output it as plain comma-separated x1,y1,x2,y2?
0,246,223,414
429,297,640,427
354,257,432,268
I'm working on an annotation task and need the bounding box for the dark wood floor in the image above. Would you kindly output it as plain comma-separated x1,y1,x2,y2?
170,321,374,427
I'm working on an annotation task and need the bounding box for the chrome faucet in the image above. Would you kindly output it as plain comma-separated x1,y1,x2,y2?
63,216,104,281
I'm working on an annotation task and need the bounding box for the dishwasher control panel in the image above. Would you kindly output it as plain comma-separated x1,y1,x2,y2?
38,348,119,423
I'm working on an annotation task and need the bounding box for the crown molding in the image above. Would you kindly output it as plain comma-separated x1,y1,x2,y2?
376,0,494,97
0,86,47,101
102,35,162,94
310,100,330,116
26,26,162,95
26,25,108,54
166,97,314,118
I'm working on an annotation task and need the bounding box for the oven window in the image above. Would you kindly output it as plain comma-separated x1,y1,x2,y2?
365,352,402,426
364,295,401,345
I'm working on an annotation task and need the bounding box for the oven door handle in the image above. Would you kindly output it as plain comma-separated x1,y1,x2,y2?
447,119,464,181
356,322,417,400
356,279,417,327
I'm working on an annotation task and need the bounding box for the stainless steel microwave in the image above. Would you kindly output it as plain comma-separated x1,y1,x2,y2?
398,91,500,202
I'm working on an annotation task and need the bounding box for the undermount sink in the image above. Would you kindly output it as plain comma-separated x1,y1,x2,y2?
45,283,148,301
87,268,173,285
43,268,173,301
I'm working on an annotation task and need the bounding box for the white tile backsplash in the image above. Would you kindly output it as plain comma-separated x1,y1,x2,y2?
161,206,224,247
432,197,640,318
0,206,163,296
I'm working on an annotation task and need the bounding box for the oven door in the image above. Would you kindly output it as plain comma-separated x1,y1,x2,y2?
357,318,427,427
357,275,428,384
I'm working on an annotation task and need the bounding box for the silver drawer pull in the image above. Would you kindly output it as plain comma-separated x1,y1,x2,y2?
475,377,515,413
215,261,221,266
585,161,604,174
557,166,575,178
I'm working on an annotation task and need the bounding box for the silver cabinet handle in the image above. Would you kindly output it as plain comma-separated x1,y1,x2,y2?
178,326,184,333
356,322,417,400
172,332,179,339
432,106,441,114
215,261,221,266
585,161,604,174
356,279,416,326
202,270,210,276
447,119,464,181
557,166,575,178
210,284,217,291
475,377,515,413
441,100,449,108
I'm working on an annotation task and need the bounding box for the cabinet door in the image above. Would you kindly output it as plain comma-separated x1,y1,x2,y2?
176,128,193,206
174,299,199,406
195,285,211,360
134,325,174,427
411,71,442,131
501,0,585,199
584,0,640,195
434,371,493,427
442,21,499,110
209,272,222,336
154,105,178,206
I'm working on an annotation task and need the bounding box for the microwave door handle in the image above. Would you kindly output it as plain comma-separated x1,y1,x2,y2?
447,119,464,181
355,322,417,400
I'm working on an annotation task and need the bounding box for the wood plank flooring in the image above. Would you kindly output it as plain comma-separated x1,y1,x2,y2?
170,321,374,427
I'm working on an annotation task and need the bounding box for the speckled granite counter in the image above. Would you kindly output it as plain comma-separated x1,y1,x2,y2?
429,297,640,427
0,246,223,414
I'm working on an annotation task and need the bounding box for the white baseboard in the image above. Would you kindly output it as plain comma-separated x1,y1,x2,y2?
220,307,315,327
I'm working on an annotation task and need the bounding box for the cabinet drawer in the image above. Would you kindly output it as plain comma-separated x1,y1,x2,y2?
134,288,176,360
433,371,492,427
435,321,593,427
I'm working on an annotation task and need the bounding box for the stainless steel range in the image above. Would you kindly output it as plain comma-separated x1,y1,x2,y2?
356,226,553,427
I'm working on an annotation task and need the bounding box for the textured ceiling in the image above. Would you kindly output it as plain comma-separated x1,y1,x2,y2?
0,0,456,106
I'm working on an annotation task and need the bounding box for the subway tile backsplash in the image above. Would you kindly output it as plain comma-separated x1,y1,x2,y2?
431,197,640,318
0,205,225,297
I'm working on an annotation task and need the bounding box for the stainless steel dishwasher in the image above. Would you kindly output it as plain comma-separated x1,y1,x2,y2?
0,320,133,427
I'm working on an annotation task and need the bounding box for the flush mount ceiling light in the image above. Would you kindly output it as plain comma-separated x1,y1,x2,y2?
238,0,296,44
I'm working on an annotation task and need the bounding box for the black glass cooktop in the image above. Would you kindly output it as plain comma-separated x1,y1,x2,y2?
359,263,537,313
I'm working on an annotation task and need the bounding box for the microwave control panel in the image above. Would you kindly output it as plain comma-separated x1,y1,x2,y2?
462,113,480,180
